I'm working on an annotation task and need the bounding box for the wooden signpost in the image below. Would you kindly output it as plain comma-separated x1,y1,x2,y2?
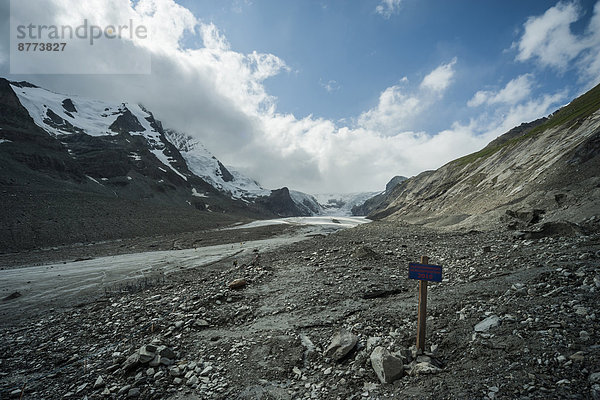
408,256,442,352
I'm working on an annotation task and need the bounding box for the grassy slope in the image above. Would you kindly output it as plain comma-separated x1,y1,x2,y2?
453,83,600,167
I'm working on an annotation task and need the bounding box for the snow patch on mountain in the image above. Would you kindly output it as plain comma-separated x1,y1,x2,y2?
11,84,123,137
313,192,381,216
11,84,188,180
192,188,208,198
165,130,269,200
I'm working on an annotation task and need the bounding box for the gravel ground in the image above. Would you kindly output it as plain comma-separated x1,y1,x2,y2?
1,220,599,399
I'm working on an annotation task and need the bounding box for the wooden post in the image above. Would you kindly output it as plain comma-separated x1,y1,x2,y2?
416,255,429,352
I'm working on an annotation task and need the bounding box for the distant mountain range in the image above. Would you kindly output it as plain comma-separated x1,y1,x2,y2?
5,78,595,251
0,79,325,251
356,83,600,231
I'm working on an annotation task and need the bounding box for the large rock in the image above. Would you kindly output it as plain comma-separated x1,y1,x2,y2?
138,344,157,363
474,315,500,332
515,221,584,239
324,329,358,361
157,345,176,359
370,346,404,384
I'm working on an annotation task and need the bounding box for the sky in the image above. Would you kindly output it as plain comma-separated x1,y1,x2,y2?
1,0,600,194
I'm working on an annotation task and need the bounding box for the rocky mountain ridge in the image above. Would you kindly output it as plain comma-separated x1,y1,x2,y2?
365,84,600,231
350,176,407,216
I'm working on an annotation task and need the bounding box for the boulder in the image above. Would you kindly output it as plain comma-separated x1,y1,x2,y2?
324,329,358,361
474,315,500,332
370,346,404,384
157,345,176,360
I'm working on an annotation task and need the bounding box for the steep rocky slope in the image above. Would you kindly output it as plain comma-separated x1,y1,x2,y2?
368,84,600,231
351,176,407,216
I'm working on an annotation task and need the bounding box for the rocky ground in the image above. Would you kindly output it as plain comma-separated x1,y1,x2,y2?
1,219,599,399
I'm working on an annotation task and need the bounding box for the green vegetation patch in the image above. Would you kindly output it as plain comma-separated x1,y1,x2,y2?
452,83,600,167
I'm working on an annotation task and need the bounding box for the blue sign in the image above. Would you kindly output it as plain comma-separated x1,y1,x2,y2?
408,262,442,282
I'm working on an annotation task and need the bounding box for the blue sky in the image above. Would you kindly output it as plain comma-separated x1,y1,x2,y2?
2,0,600,193
176,0,598,129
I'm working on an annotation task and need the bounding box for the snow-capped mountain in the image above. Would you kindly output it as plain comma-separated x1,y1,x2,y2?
164,130,270,201
2,79,320,222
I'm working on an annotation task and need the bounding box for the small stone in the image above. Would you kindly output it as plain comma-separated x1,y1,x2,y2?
474,315,500,332
200,366,213,376
429,344,439,356
149,355,161,367
366,337,382,352
3,291,21,301
370,346,404,384
127,388,140,398
160,357,173,366
410,362,442,375
170,367,182,377
138,345,156,364
323,367,332,375
173,377,183,385
228,278,247,290
93,376,105,389
590,372,600,384
146,368,155,376
76,383,88,393
324,329,358,361
157,345,176,359
122,353,140,371
293,366,302,378
187,375,199,386
194,319,210,328
591,384,600,400
117,385,132,396
569,351,586,361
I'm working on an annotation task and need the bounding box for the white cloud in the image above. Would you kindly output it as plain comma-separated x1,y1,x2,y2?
375,0,402,19
420,58,457,92
514,0,600,84
468,74,535,107
358,59,457,134
0,0,571,194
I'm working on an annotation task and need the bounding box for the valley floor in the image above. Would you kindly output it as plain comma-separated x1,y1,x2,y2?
1,221,599,399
